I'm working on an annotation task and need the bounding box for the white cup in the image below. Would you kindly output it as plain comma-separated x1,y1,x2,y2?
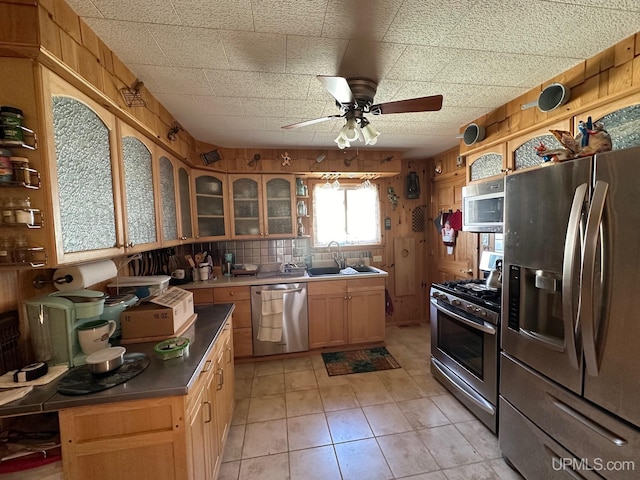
171,268,185,280
198,263,212,281
77,319,116,355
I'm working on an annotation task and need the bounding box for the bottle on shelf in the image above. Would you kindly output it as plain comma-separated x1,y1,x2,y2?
0,236,12,264
297,200,307,216
2,197,16,224
14,197,34,225
13,234,28,263
297,217,305,237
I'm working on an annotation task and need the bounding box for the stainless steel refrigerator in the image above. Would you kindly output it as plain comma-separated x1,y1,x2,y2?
499,146,640,479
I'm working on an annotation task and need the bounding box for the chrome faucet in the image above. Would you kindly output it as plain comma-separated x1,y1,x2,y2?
327,241,344,269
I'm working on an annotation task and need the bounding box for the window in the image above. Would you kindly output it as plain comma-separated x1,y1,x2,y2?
312,181,381,246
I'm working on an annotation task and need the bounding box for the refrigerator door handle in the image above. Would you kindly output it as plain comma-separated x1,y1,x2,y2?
562,183,588,370
580,180,608,377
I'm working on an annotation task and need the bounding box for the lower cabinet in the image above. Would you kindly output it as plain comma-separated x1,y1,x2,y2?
213,286,252,358
59,318,234,480
309,277,386,348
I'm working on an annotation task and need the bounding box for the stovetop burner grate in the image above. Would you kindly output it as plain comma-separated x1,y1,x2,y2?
434,279,501,310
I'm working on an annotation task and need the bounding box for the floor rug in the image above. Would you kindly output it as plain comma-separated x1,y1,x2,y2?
321,347,401,376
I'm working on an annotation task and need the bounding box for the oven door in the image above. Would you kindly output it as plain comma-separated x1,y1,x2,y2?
430,297,498,406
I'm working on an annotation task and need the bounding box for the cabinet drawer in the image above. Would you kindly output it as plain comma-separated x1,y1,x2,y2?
308,280,347,296
190,288,214,305
214,286,251,302
347,277,385,292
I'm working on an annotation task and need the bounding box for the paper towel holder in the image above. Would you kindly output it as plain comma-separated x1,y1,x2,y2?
32,274,73,289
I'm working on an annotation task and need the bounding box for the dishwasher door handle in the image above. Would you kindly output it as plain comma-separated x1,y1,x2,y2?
255,288,303,294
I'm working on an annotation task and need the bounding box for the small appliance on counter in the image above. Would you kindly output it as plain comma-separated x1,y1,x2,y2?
100,293,138,341
24,289,107,367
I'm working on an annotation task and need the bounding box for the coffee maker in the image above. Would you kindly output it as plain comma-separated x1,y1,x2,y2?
24,289,106,367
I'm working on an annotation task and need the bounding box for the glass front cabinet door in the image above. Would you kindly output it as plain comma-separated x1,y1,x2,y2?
118,123,161,252
229,174,295,239
158,153,180,245
193,171,228,240
178,165,193,241
44,70,125,264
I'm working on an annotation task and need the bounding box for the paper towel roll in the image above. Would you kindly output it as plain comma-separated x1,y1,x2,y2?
53,260,118,291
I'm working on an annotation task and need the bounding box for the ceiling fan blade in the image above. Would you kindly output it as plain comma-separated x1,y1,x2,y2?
370,95,444,115
282,115,342,130
317,76,355,106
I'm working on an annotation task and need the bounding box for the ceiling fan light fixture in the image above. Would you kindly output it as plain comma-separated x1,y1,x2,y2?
361,121,380,145
340,118,359,142
334,134,349,149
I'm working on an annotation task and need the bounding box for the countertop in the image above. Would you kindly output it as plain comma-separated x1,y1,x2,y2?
0,303,235,416
183,266,388,289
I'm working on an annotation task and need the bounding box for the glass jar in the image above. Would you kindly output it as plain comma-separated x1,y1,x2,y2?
0,148,12,183
0,236,12,264
297,200,307,216
296,178,305,196
297,217,305,236
13,234,28,263
15,197,34,225
10,157,29,185
2,197,16,224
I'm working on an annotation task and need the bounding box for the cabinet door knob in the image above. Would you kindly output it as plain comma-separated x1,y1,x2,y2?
229,292,234,296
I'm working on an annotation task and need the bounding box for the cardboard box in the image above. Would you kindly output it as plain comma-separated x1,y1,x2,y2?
121,288,194,339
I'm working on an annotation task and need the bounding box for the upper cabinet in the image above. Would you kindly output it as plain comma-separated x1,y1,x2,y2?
507,120,571,175
42,70,125,265
228,174,295,239
466,144,507,183
118,122,161,253
193,171,229,240
177,165,193,241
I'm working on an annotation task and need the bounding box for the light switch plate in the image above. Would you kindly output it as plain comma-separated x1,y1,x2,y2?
373,255,382,262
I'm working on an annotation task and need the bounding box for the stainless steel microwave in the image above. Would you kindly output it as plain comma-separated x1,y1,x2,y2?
462,178,504,232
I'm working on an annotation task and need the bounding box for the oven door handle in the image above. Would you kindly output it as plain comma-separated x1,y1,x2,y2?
431,357,496,415
430,298,496,335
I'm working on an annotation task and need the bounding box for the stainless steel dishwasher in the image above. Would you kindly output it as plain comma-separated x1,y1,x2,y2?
251,283,308,356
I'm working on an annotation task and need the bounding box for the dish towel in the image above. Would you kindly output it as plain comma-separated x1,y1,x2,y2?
257,290,285,342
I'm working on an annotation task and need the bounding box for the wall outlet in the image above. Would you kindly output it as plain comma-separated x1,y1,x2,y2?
373,255,383,262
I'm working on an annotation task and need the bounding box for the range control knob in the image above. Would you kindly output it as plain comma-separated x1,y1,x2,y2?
452,299,462,307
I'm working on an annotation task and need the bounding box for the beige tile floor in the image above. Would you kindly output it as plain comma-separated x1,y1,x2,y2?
219,324,523,480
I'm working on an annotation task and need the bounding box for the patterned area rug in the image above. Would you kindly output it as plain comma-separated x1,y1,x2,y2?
322,347,401,376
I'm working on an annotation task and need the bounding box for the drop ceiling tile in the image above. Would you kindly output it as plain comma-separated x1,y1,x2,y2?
284,100,329,118
83,18,169,66
321,0,404,40
383,0,472,46
193,96,245,115
174,114,227,142
386,45,462,82
220,31,286,73
204,71,311,99
252,0,328,36
337,41,407,81
282,130,317,146
89,0,181,23
546,0,640,10
152,93,201,118
266,116,339,133
128,64,213,95
431,50,582,88
64,0,104,17
225,116,267,131
172,0,254,30
285,36,349,75
146,25,228,69
395,82,528,108
407,106,491,125
241,98,285,117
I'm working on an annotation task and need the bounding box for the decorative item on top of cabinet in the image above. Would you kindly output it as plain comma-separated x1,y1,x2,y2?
193,171,228,240
229,174,295,239
574,101,640,151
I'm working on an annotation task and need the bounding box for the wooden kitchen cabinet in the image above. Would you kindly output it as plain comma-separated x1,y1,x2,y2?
177,164,194,242
158,152,194,246
466,144,507,184
40,69,126,265
228,174,295,239
214,286,252,358
118,122,162,253
59,317,234,480
308,277,386,348
347,277,386,344
308,280,348,348
192,170,229,240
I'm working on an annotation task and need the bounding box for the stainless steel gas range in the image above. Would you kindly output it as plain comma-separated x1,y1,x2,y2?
430,275,501,433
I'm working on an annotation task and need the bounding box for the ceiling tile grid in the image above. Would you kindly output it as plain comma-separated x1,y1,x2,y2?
62,0,640,159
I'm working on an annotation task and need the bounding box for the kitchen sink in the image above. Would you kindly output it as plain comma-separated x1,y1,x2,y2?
307,266,341,276
306,265,378,276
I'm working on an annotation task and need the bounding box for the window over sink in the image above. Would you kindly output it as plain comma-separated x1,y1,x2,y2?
312,181,381,247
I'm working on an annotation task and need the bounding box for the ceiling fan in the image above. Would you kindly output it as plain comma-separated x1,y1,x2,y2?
281,75,443,148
